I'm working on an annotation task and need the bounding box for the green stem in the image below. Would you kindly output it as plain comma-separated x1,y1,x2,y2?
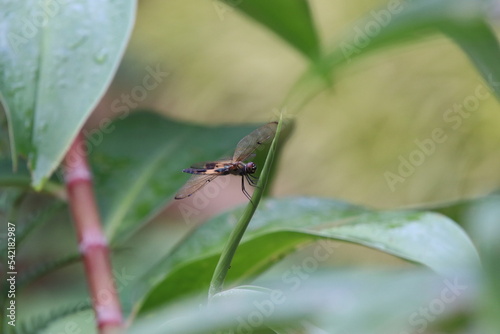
208,114,283,299
0,174,66,200
64,133,123,332
207,64,326,299
281,63,330,116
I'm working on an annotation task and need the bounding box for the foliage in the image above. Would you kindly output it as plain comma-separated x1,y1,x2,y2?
1,0,499,333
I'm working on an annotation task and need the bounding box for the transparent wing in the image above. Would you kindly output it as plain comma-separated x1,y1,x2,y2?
232,122,278,161
190,159,233,169
175,174,219,199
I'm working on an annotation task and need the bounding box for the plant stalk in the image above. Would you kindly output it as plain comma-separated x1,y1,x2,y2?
208,115,283,299
0,175,67,200
64,133,123,333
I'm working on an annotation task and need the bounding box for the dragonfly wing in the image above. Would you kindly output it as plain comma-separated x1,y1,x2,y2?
190,159,233,169
175,174,219,199
232,122,278,161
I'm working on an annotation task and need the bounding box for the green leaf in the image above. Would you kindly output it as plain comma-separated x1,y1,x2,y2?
0,158,31,188
17,253,80,290
0,0,136,188
16,301,91,334
417,192,500,333
441,19,500,98
224,0,320,60
132,197,479,315
321,0,500,97
89,111,265,243
461,194,500,333
129,270,472,334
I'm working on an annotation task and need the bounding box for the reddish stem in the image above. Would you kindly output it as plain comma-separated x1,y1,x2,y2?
64,133,123,333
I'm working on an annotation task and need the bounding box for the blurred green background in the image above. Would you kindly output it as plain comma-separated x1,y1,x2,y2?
3,0,500,332
90,0,500,210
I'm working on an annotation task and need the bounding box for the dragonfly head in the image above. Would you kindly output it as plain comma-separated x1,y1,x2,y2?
245,162,257,174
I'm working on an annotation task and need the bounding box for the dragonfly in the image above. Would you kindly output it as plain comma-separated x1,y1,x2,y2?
175,122,278,200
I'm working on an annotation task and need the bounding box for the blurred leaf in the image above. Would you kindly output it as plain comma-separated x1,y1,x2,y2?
16,253,80,290
90,111,264,243
0,158,31,188
464,195,500,333
0,196,63,265
421,192,500,227
321,0,500,97
0,159,27,219
415,192,500,333
16,301,91,334
223,0,320,60
0,0,136,188
14,201,64,248
442,19,500,99
129,270,472,334
131,197,479,315
0,188,24,219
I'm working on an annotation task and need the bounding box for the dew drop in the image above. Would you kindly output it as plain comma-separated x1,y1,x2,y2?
93,48,108,64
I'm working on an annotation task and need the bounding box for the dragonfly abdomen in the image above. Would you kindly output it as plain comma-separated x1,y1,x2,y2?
183,167,230,175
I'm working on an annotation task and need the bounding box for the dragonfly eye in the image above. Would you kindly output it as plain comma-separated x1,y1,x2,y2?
246,162,257,174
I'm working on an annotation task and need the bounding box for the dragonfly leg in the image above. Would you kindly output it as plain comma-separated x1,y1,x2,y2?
245,174,259,187
241,175,254,203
